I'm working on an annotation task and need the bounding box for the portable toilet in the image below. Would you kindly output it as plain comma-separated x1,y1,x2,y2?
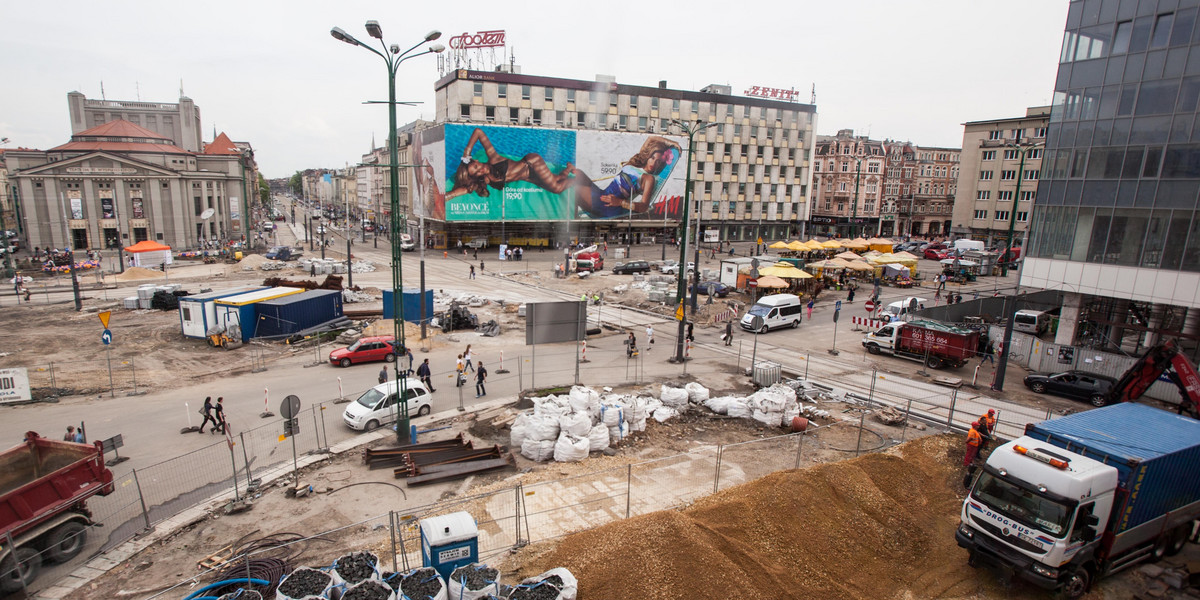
178,286,267,339
419,511,478,581
212,287,305,341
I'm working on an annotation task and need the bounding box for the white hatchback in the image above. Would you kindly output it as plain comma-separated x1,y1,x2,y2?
342,379,433,431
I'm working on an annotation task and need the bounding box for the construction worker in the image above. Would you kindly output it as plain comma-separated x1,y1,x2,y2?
978,409,997,450
963,421,984,467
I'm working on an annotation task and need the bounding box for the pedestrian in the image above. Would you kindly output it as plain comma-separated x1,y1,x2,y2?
963,421,984,468
686,322,695,343
710,247,716,259
806,298,814,320
955,292,963,304
473,248,478,260
72,426,84,443
480,260,484,273
469,265,475,279
199,396,219,434
475,361,488,397
213,397,227,434
63,425,77,442
981,339,996,365
403,346,415,376
378,366,388,385
626,331,637,358
646,324,654,349
455,354,465,387
847,287,855,302
938,274,946,291
417,358,435,391
463,345,475,372
724,320,733,346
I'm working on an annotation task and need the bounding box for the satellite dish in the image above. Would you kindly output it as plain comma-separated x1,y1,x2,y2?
200,208,215,220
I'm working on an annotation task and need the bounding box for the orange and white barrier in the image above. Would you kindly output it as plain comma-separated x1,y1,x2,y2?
852,316,888,331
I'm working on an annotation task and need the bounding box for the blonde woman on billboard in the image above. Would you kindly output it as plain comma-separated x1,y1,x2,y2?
446,128,573,199
572,136,682,219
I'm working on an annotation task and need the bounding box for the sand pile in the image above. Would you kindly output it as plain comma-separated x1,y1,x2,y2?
238,254,270,270
113,267,166,281
521,434,992,599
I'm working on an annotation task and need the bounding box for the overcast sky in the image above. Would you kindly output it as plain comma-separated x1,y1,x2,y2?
1,1,1070,179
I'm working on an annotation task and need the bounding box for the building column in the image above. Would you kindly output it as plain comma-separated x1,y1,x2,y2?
1055,292,1082,346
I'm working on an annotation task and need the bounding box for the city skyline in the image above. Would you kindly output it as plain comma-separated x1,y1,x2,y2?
1,0,1069,177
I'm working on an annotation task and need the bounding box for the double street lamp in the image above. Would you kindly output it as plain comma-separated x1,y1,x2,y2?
1000,141,1042,277
332,21,443,443
668,119,719,363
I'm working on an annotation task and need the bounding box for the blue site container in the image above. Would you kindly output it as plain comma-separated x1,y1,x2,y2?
254,289,344,339
420,511,479,581
178,286,267,339
1026,402,1200,534
382,288,434,323
212,287,306,342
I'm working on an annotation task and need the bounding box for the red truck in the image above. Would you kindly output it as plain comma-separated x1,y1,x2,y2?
0,432,114,593
861,319,980,369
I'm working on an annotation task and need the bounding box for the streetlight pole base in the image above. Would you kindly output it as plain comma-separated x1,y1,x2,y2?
827,349,840,356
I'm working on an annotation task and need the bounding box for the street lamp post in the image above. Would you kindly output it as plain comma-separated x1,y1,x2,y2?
1000,142,1042,278
669,119,718,363
333,21,443,444
851,157,862,240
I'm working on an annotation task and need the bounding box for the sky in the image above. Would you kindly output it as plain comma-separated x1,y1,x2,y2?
1,1,1070,179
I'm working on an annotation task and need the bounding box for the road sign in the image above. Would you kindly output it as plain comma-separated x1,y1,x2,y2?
101,329,112,345
675,302,684,321
835,300,842,310
749,315,765,332
98,311,111,328
280,394,301,420
864,300,877,312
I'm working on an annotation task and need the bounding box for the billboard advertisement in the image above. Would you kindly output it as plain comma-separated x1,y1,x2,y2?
417,124,687,223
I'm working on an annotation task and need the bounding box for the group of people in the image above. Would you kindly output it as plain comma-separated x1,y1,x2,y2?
198,397,227,435
450,344,488,397
10,273,31,303
962,408,998,485
63,425,85,443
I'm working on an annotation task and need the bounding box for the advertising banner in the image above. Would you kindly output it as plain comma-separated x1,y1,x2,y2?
100,196,115,219
443,124,576,221
69,194,83,219
0,368,32,404
131,195,144,219
573,130,685,221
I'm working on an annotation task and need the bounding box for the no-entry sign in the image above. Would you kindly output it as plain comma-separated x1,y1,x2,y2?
864,300,876,312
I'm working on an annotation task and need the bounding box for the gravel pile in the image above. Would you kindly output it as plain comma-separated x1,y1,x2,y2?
341,580,392,600
277,568,331,599
521,435,994,599
333,551,379,586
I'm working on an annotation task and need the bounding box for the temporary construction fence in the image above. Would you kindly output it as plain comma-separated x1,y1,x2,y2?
141,413,922,600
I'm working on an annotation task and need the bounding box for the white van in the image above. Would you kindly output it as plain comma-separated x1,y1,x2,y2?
399,233,415,251
879,296,928,321
740,293,804,333
1014,309,1052,335
342,378,433,431
952,239,985,256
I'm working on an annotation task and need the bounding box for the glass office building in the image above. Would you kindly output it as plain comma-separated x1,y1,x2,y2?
1025,0,1200,358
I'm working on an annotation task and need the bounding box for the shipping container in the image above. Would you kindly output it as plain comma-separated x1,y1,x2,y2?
382,288,435,323
178,286,268,339
254,289,344,338
212,287,305,342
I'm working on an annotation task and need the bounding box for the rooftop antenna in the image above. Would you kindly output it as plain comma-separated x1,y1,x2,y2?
100,81,106,100
810,83,816,104
136,81,141,101
180,79,185,98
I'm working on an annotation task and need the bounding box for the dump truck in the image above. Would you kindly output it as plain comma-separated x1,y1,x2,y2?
956,403,1200,599
0,432,115,593
264,246,303,261
861,319,979,369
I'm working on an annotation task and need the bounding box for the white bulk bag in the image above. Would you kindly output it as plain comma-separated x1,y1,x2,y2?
553,433,589,462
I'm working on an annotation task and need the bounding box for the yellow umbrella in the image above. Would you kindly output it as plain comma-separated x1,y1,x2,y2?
841,239,868,250
892,250,920,260
821,239,843,249
835,251,861,260
758,261,814,279
845,260,875,271
769,241,790,249
787,240,808,252
755,274,789,289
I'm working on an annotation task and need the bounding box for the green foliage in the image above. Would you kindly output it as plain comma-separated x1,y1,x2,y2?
289,172,303,195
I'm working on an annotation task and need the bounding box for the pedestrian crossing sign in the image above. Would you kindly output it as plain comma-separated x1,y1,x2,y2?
675,303,684,321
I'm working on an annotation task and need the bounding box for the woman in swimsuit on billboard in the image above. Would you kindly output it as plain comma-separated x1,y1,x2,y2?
446,128,573,199
572,136,682,219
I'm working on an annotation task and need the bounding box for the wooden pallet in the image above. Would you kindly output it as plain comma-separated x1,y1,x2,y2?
197,544,232,571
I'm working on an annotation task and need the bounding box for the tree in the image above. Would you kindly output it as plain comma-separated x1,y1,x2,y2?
289,171,303,196
258,173,270,205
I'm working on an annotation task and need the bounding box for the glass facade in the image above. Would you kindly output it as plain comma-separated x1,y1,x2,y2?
1030,0,1200,271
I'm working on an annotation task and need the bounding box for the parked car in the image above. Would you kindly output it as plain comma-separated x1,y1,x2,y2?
329,335,401,367
612,260,652,275
315,226,327,235
657,260,679,273
1023,370,1117,406
399,234,415,251
342,379,432,431
465,238,488,249
692,280,730,297
660,261,695,275
260,222,275,232
274,214,287,222
923,248,949,260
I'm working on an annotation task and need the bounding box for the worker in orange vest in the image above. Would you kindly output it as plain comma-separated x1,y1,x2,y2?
978,409,997,450
963,421,984,467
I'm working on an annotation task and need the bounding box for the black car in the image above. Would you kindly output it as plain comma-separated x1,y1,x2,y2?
691,280,730,297
612,260,651,275
1023,371,1117,407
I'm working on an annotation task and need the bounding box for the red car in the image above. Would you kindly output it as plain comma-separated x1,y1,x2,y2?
329,335,400,367
924,248,949,260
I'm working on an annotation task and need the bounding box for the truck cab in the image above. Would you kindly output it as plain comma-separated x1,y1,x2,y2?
863,323,901,354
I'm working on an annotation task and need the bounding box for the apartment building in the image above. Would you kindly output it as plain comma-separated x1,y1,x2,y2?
811,130,884,238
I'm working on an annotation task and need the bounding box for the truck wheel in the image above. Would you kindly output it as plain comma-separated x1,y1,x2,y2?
45,522,86,563
0,547,42,594
1059,566,1090,599
1089,394,1108,408
866,344,881,355
925,356,943,369
1166,524,1191,556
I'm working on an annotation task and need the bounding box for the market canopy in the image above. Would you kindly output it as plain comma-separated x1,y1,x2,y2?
835,251,861,260
821,239,843,249
755,275,789,288
787,240,809,252
758,261,813,279
841,238,869,249
942,258,979,267
892,251,920,260
769,241,790,249
124,240,172,253
867,237,895,253
845,260,875,271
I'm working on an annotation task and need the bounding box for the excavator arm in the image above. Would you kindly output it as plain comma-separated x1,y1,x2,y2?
1106,339,1200,416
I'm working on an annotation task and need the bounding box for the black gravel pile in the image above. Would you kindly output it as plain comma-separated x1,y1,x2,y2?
277,568,331,599
509,580,563,600
334,551,379,585
341,580,392,600
451,564,499,591
396,567,444,599
216,591,263,600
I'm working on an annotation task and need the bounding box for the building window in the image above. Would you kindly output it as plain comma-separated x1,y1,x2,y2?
1024,169,1039,180
979,171,994,180
841,162,849,172
867,162,880,174
813,162,820,172
485,106,495,122
1016,211,1029,222
1001,170,1016,180
498,84,507,99
995,210,1010,221
567,89,576,103
672,98,680,111
1020,190,1035,201
1010,129,1023,139
521,85,531,100
473,82,482,97
629,95,638,109
610,93,618,107
577,112,585,126
544,88,552,102
533,109,542,125
460,104,470,119
509,108,519,124
997,191,1013,201
988,131,1001,140
638,117,647,130
1034,127,1047,138
1151,13,1175,49
1028,148,1042,159
1003,149,1019,160
981,150,995,161
619,115,628,130
838,182,848,192
651,97,659,110
1112,20,1133,54
556,110,564,125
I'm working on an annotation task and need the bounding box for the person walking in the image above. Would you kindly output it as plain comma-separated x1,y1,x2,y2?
378,366,388,385
963,421,984,467
724,320,733,346
981,339,996,365
479,260,485,273
847,287,856,302
645,324,654,350
199,396,219,434
417,358,435,391
806,299,814,320
213,397,227,434
475,361,488,398
12,273,23,303
455,354,465,387
626,331,637,358
463,345,475,373
686,322,695,343
469,265,475,279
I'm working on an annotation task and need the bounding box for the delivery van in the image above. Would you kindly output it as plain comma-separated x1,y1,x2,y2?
342,378,432,431
1014,308,1055,335
740,293,804,333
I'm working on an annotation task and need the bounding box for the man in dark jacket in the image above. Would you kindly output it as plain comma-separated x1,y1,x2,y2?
417,359,435,391
475,361,488,398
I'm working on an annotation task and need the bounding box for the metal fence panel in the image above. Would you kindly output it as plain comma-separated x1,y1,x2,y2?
716,434,803,492
629,446,718,517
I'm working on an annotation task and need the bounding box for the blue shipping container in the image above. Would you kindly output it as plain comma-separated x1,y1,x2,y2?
178,286,267,339
254,289,344,338
382,288,434,323
1026,403,1200,534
